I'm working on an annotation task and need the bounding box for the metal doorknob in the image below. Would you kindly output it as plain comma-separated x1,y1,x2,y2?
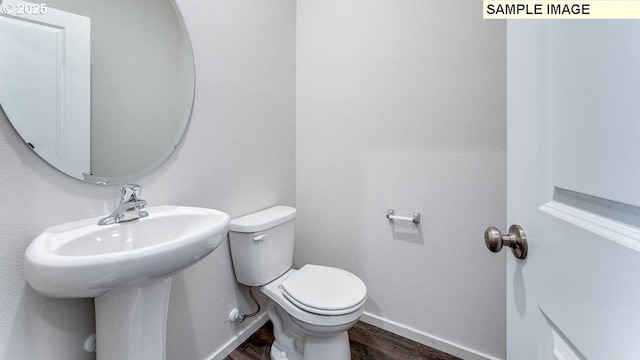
484,224,528,259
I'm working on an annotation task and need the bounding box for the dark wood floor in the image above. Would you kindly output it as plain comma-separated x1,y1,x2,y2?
225,321,461,360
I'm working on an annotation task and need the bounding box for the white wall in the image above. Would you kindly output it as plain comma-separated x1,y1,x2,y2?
296,1,506,359
0,0,295,359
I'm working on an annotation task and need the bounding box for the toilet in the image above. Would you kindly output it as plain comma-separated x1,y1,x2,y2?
228,206,367,360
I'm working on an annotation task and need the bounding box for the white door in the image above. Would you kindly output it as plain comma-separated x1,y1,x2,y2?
0,0,90,178
505,20,640,359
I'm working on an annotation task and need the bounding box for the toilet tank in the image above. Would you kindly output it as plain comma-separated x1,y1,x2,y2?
228,206,297,286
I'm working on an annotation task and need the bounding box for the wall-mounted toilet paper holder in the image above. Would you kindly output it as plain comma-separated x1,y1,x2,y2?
386,209,421,224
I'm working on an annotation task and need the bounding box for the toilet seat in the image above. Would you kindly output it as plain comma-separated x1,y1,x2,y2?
280,264,367,316
261,266,367,327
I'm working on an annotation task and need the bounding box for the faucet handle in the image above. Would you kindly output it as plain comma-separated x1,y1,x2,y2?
97,184,148,225
120,184,142,202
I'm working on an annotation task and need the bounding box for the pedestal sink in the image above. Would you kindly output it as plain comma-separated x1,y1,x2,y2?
24,206,230,360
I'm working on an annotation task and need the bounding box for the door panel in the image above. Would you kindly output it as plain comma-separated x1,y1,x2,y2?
549,21,640,208
508,20,640,360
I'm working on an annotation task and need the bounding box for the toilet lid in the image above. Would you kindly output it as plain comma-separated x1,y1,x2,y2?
281,264,367,315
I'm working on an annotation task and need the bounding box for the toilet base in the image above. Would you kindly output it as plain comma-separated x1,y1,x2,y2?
269,331,351,360
270,344,303,360
266,300,354,360
299,332,351,360
269,332,350,360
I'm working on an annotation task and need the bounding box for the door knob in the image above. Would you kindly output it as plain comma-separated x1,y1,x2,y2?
484,224,528,259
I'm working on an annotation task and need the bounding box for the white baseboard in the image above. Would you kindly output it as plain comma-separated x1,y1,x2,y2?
207,313,269,360
205,311,502,360
360,312,503,360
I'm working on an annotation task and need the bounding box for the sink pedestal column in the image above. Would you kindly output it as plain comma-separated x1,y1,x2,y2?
94,278,173,360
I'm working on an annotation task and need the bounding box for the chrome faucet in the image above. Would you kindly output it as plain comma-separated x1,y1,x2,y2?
98,184,149,225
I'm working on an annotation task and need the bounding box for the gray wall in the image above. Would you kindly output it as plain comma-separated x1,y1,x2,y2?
295,1,507,358
0,0,295,358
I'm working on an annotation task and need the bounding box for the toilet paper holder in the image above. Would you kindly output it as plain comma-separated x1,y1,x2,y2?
386,209,421,224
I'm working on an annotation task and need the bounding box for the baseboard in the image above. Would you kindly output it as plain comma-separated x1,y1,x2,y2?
205,311,502,360
360,312,503,360
207,313,269,360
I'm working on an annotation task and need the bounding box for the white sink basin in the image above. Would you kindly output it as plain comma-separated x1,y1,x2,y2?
24,205,230,360
25,205,229,298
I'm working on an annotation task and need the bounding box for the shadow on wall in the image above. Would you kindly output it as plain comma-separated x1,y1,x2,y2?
3,285,94,360
363,295,382,318
165,241,268,359
388,221,424,245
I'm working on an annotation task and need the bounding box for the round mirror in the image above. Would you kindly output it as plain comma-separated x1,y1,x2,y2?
0,0,194,184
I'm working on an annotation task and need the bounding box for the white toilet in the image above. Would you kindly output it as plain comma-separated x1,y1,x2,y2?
228,206,367,360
